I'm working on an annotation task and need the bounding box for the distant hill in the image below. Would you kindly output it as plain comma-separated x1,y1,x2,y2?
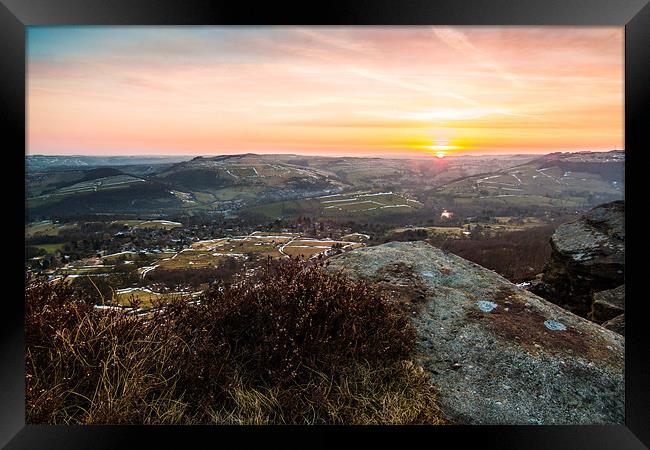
531,150,624,182
26,155,193,171
436,150,624,210
154,155,348,206
25,151,623,220
27,180,181,219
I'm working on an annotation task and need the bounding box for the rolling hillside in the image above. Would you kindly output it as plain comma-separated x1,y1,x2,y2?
26,152,622,220
435,150,624,210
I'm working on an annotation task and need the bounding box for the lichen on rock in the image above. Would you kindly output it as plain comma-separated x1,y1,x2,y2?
326,240,624,425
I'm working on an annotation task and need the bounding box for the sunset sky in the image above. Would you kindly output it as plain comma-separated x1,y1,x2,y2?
27,26,624,158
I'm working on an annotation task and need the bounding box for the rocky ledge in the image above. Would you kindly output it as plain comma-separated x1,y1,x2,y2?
590,285,625,324
531,201,624,319
326,241,624,425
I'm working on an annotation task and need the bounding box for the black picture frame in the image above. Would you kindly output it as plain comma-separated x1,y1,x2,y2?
3,0,648,448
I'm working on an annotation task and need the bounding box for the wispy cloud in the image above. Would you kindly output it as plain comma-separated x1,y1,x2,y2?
432,28,525,87
27,26,623,156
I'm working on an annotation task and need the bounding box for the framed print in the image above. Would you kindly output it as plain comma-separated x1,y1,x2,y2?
2,0,649,448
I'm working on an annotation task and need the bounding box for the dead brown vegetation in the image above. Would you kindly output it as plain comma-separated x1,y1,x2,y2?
25,260,446,424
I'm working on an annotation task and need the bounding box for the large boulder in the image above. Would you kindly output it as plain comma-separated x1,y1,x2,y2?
589,285,625,325
531,201,624,318
325,241,624,425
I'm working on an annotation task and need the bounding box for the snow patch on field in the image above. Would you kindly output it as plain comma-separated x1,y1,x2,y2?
140,265,158,278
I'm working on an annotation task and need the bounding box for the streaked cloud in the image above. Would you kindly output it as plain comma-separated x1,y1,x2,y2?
27,26,623,157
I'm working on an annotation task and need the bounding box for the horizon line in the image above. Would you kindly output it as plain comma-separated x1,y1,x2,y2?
26,149,625,160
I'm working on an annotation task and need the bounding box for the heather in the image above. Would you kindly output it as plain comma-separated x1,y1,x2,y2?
25,260,445,424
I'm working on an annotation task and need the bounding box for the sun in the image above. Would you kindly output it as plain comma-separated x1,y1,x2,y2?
424,144,457,158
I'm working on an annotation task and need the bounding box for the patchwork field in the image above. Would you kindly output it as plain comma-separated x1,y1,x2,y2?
146,231,364,272
46,230,360,282
246,191,423,219
319,191,419,213
45,229,366,311
56,175,146,195
437,158,623,210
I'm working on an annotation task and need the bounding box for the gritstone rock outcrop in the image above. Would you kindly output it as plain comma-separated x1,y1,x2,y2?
326,241,624,425
530,201,624,330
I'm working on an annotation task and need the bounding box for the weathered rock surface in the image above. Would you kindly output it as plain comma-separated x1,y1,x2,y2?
602,314,625,336
531,201,624,318
589,285,625,324
326,241,624,425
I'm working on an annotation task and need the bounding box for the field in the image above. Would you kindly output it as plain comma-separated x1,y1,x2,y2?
26,221,77,238
153,250,234,271
318,192,421,214
26,152,622,220
246,191,423,220
390,226,468,239
280,239,356,258
153,231,362,271
26,170,88,198
110,219,184,230
52,250,172,277
341,233,371,243
45,230,363,295
56,175,146,195
209,185,266,201
101,251,140,263
111,219,146,227
477,216,545,231
112,287,193,308
437,159,623,211
54,265,115,275
133,220,183,230
34,243,67,254
453,194,580,208
389,217,547,240
101,250,176,264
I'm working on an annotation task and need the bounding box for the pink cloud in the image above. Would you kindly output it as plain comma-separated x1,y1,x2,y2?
27,27,623,157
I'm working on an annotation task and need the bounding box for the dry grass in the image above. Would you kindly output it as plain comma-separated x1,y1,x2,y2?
25,262,447,425
207,362,445,425
26,304,183,423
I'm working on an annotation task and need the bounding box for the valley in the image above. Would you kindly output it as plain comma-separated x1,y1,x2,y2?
26,150,624,311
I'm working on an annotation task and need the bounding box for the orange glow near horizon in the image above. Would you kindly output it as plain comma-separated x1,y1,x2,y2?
27,27,624,158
